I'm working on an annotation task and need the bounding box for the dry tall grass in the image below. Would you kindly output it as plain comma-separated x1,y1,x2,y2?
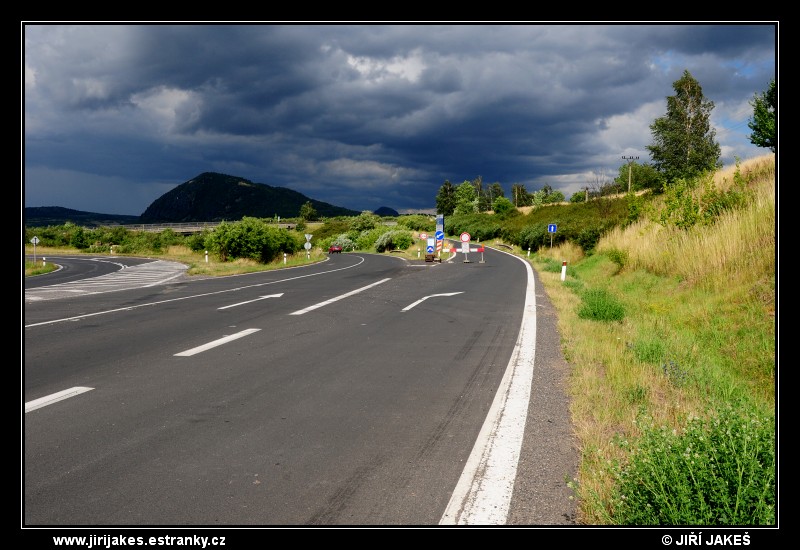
598,154,776,291
534,153,776,523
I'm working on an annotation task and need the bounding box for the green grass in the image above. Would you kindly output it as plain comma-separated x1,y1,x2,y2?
24,259,58,277
608,406,775,525
531,155,775,525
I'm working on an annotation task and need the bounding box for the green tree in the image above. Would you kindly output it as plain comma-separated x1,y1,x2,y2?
543,190,565,204
492,196,514,215
614,161,667,193
748,78,776,153
646,70,721,183
350,210,381,232
511,183,531,206
480,182,505,211
435,180,457,216
454,180,478,214
488,182,505,200
299,201,318,221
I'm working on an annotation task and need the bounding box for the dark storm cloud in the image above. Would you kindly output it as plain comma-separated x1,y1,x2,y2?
24,23,777,215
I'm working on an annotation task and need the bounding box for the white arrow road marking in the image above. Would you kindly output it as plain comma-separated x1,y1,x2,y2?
25,387,94,413
217,293,284,310
401,292,463,312
174,328,261,357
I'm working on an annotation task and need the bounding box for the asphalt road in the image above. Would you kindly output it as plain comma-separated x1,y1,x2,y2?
23,249,578,527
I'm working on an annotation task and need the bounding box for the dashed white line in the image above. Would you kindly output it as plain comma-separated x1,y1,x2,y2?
289,278,391,315
218,293,284,310
174,328,261,357
25,387,95,413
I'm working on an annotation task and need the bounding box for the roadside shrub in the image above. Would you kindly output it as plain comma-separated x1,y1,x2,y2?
574,226,602,252
354,226,392,251
578,288,625,321
186,230,211,252
327,233,356,252
518,224,547,251
493,196,515,215
374,229,413,252
70,227,90,249
205,217,302,263
397,215,435,232
609,406,775,525
605,248,628,269
351,211,381,232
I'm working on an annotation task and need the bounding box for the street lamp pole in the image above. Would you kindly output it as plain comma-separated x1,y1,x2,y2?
622,156,639,193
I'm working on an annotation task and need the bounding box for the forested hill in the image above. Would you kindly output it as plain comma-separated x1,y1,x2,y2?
24,207,141,228
139,172,360,222
25,172,363,227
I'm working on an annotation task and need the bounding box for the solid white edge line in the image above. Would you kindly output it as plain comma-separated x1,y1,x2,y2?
289,278,391,315
25,386,95,413
174,328,261,357
439,249,537,525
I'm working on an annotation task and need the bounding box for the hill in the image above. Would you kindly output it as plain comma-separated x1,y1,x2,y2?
139,172,360,222
24,206,141,228
374,206,399,217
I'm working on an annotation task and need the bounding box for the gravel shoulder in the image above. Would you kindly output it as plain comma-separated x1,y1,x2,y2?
506,264,580,525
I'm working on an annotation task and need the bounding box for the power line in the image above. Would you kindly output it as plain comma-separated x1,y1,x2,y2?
621,156,639,193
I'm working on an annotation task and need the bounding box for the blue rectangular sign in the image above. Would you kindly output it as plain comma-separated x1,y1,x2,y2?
548,224,557,233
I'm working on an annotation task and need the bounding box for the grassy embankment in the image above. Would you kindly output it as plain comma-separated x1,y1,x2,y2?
521,154,776,524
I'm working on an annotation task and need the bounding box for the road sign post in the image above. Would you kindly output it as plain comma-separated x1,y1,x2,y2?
30,236,39,265
460,233,471,263
548,224,557,249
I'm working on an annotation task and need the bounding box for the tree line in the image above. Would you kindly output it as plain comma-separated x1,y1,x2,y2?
434,70,776,216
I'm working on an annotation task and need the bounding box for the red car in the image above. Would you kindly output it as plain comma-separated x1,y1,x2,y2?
328,245,343,254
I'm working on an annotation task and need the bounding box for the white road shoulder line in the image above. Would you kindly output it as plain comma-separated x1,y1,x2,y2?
439,251,537,525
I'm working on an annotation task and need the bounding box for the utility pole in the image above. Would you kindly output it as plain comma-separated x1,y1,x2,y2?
622,155,639,193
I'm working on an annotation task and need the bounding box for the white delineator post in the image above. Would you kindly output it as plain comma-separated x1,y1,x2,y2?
561,260,567,281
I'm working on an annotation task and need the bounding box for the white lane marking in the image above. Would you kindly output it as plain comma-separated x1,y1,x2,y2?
217,293,284,310
25,386,94,413
439,249,536,525
401,292,463,312
289,278,391,315
26,257,368,328
174,328,261,357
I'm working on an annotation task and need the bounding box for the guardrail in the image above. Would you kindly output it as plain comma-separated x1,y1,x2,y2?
121,222,297,233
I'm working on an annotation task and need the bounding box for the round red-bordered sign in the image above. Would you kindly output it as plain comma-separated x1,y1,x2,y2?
460,232,471,242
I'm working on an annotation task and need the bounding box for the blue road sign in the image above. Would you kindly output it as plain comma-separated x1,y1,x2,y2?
435,230,444,241
548,224,557,233
426,245,434,254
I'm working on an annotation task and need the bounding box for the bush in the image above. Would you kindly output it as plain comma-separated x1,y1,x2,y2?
574,226,602,252
609,406,775,525
374,229,413,252
354,226,392,251
205,217,302,263
518,224,547,251
397,215,435,232
578,288,625,322
327,233,356,252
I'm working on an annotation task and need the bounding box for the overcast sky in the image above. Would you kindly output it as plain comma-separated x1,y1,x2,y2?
23,23,777,216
